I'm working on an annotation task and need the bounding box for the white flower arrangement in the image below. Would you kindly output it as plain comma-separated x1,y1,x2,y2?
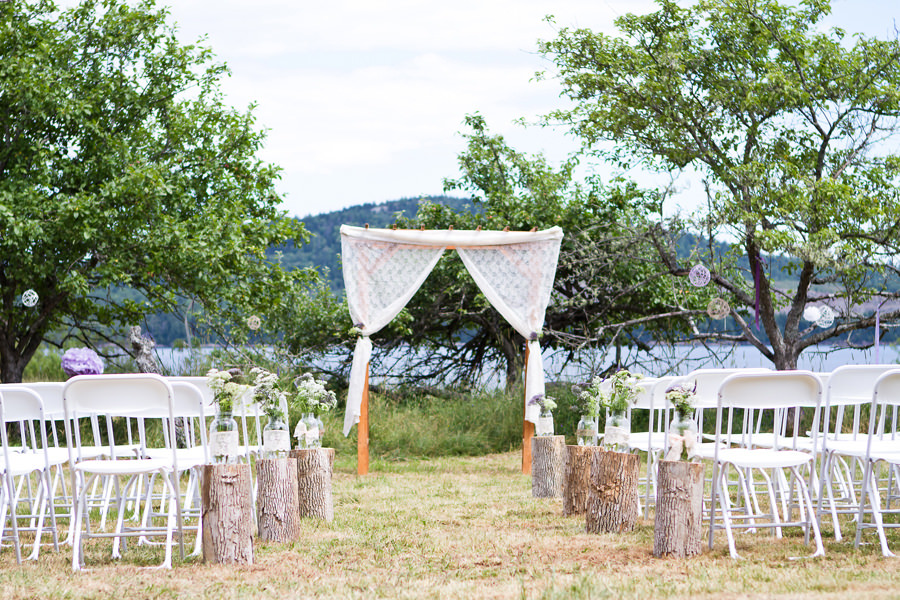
206,367,249,413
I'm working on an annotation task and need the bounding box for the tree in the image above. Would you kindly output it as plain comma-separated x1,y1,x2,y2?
0,0,312,382
539,0,900,369
385,114,688,389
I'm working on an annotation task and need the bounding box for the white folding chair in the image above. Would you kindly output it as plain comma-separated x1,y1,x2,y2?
815,364,900,541
137,380,209,557
63,374,185,571
708,371,825,559
0,386,63,563
855,369,900,556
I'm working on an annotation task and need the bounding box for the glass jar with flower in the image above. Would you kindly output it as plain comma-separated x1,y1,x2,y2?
664,381,699,462
600,369,643,452
206,368,248,464
251,367,291,459
573,380,601,446
292,373,337,449
529,394,557,437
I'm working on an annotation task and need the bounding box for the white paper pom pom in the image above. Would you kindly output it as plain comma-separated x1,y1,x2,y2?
21,289,38,307
802,306,821,322
707,298,730,320
816,306,834,329
689,264,711,287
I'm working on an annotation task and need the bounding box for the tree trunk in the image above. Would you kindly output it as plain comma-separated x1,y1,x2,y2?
653,460,703,558
256,457,301,543
563,445,598,516
201,463,254,564
531,435,565,498
586,450,639,534
291,448,335,522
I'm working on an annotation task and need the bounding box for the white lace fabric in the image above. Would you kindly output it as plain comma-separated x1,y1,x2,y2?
340,226,563,435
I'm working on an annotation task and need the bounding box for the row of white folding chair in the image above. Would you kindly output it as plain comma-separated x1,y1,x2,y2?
0,386,63,563
707,370,825,559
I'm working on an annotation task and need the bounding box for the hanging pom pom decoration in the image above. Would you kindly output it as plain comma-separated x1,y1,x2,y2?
21,289,38,307
688,264,711,287
247,315,261,330
707,298,730,320
816,306,835,329
802,305,821,323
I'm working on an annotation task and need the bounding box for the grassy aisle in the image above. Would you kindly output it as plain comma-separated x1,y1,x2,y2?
2,452,899,599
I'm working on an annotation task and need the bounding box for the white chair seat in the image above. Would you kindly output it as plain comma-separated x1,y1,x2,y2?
144,446,207,469
628,431,667,451
824,438,899,459
716,447,813,469
74,458,174,476
2,454,64,477
743,433,817,452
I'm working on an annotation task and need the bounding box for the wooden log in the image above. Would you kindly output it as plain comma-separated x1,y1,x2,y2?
531,435,566,498
653,460,704,558
256,457,301,543
585,449,640,534
201,463,253,564
291,448,335,522
563,445,599,516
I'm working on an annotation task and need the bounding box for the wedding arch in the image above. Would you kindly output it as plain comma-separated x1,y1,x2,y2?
340,225,564,474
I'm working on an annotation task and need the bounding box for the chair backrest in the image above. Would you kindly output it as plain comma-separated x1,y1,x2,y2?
715,370,822,450
685,367,772,408
0,386,52,464
868,369,900,443
167,376,215,406
827,364,899,407
63,374,178,464
820,365,900,442
718,370,822,410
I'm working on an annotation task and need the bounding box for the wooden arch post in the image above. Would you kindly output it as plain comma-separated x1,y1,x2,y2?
358,363,370,475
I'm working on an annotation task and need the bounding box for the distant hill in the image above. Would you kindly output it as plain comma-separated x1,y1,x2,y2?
275,195,478,290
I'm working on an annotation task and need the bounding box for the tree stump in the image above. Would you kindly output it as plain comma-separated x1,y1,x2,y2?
586,449,640,534
563,445,599,516
201,463,254,564
256,457,301,542
291,448,335,522
531,435,566,498
653,460,704,558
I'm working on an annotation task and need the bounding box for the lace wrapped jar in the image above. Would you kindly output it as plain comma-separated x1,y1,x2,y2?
262,414,290,459
603,409,630,453
295,413,323,449
666,410,699,462
576,415,598,446
209,411,239,464
536,408,555,437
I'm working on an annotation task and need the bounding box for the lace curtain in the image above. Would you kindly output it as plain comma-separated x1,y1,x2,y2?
341,231,445,435
457,239,561,423
340,226,563,435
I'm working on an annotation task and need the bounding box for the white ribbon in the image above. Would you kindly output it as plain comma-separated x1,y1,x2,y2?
664,431,698,462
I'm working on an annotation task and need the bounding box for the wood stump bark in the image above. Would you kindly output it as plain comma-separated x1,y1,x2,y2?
653,460,704,558
585,450,640,534
201,463,254,564
531,435,566,498
291,448,335,522
563,445,599,516
256,457,301,542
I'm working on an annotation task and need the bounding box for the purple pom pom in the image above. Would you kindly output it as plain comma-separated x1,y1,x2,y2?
61,347,104,378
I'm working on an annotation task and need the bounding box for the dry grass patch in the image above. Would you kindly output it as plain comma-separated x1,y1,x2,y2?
1,452,899,599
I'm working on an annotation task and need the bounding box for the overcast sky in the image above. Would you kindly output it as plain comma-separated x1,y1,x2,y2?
160,0,898,219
